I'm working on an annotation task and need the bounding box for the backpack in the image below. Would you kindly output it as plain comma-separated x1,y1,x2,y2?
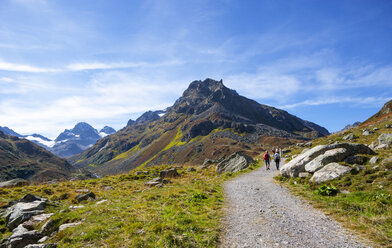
263,153,269,160
274,153,280,162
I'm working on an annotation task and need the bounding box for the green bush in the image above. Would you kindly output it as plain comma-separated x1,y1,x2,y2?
316,185,338,196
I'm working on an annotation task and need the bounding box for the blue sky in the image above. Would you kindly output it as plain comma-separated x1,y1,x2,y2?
0,0,391,138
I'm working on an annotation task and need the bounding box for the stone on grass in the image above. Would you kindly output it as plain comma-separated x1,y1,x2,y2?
216,152,254,173
310,163,352,184
74,192,95,203
159,168,179,178
5,201,46,229
25,244,57,248
369,156,379,165
187,167,196,172
40,219,56,236
5,224,42,248
0,179,29,188
342,133,356,140
58,222,82,232
378,133,392,146
135,171,149,175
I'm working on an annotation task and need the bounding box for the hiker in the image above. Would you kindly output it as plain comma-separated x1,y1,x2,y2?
263,151,270,170
274,151,281,170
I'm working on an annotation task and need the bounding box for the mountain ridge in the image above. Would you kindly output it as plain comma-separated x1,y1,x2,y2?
70,78,329,176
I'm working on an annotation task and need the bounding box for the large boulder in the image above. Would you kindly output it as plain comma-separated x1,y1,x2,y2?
280,145,333,177
305,148,348,173
310,163,352,184
378,133,392,146
2,224,42,248
216,152,254,173
5,201,46,229
0,179,29,188
280,143,374,178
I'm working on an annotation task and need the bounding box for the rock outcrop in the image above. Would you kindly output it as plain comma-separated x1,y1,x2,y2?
280,143,375,180
310,163,352,184
216,152,254,173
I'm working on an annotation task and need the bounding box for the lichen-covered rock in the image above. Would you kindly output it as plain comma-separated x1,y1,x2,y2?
4,224,42,248
281,143,374,178
216,152,254,173
310,163,352,184
378,133,392,146
74,192,95,203
5,201,46,229
305,148,348,173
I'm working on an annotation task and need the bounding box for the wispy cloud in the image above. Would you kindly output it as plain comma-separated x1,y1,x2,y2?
280,96,391,109
0,60,58,73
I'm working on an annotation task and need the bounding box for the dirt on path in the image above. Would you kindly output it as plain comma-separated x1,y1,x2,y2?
219,163,370,248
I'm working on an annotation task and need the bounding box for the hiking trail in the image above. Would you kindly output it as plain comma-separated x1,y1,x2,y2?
219,162,371,248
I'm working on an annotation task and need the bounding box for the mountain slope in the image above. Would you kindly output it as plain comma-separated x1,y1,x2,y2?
0,131,75,183
70,78,328,176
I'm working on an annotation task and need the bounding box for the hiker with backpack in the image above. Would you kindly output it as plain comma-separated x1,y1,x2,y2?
263,151,270,170
274,151,281,170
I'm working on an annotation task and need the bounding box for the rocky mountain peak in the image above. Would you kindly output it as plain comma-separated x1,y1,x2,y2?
172,78,239,115
100,126,116,135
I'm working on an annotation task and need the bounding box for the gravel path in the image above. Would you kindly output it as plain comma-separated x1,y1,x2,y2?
219,163,370,248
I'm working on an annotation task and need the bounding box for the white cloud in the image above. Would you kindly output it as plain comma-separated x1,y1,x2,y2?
280,96,391,109
0,61,58,73
225,71,301,100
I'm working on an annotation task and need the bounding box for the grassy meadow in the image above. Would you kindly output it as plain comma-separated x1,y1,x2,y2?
0,162,261,247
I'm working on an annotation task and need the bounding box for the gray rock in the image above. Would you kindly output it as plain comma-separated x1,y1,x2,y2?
386,124,391,128
5,201,46,229
378,133,392,145
375,144,388,150
40,219,56,236
344,155,368,165
362,130,373,136
74,192,95,203
159,168,179,178
58,222,82,232
25,244,57,248
37,236,49,243
5,224,42,248
298,172,310,178
22,214,53,230
187,167,196,172
353,164,366,173
305,148,348,173
310,163,352,184
201,158,218,169
216,152,254,173
144,177,170,187
281,143,374,178
19,194,46,203
0,179,29,188
342,133,356,140
369,156,379,165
